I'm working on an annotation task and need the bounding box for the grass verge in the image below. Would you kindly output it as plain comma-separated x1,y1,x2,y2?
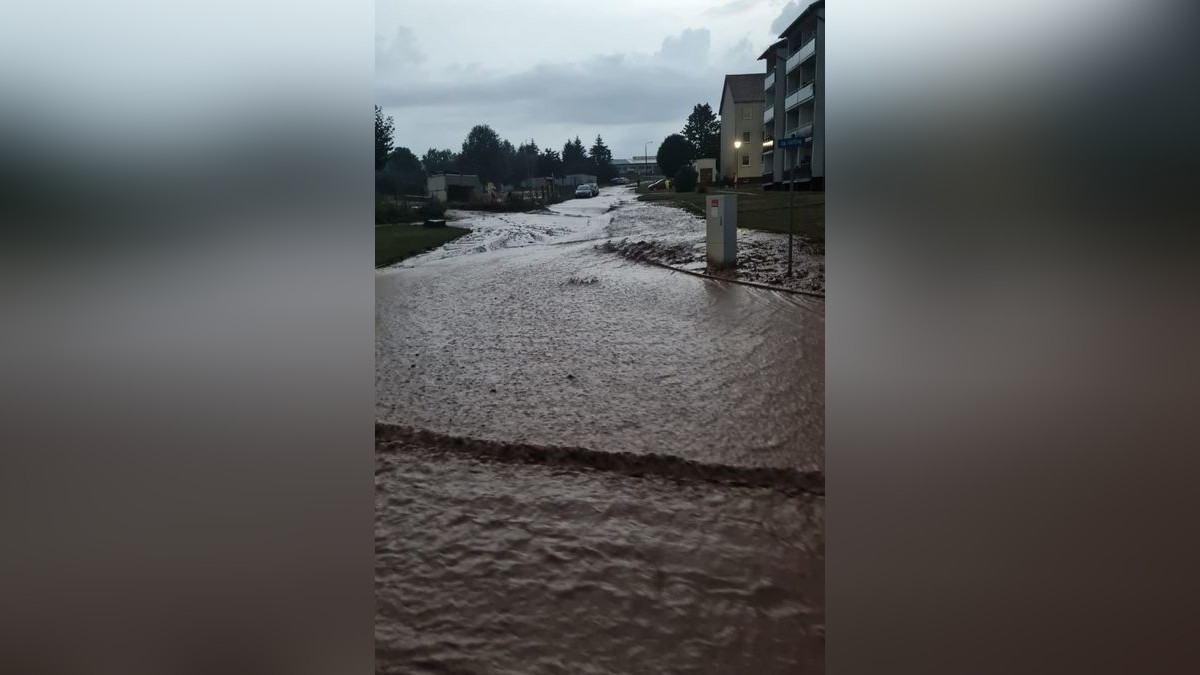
375,223,470,268
637,188,824,241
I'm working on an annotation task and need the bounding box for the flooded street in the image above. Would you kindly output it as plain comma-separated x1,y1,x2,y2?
376,187,824,673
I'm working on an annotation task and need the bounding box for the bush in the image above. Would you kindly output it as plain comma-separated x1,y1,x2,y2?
674,166,698,193
696,184,707,194
418,199,446,219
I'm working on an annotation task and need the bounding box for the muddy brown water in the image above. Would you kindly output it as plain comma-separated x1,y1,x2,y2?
376,189,824,673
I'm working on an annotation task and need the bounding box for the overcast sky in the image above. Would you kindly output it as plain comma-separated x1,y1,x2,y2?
376,0,816,162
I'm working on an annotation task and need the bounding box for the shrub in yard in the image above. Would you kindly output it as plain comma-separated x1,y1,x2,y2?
376,201,413,224
674,166,698,193
418,199,446,219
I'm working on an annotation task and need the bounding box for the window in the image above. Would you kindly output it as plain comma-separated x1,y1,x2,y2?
741,155,750,166
742,107,751,120
742,131,751,143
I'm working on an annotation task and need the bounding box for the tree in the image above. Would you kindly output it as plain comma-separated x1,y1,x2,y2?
682,103,720,162
375,106,394,171
589,135,616,183
516,140,541,185
656,133,694,179
421,148,458,174
562,136,589,175
537,148,563,178
376,146,426,198
673,165,698,193
459,124,505,184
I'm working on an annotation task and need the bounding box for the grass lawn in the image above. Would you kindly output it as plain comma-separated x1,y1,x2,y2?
375,223,470,268
636,187,824,241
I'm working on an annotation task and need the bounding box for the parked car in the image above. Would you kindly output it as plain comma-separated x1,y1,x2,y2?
610,177,629,185
574,184,594,198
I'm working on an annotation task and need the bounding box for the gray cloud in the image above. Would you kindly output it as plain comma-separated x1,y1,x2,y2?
376,26,762,157
375,26,425,75
770,0,814,35
703,0,761,17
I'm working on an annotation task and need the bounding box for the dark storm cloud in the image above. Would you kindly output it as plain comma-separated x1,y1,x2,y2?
375,27,745,127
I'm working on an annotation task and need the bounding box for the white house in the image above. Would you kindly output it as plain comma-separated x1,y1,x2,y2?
719,73,765,184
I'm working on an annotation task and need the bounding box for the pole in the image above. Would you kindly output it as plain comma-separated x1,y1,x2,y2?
788,144,796,277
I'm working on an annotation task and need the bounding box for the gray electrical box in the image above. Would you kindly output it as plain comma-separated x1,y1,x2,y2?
705,194,737,267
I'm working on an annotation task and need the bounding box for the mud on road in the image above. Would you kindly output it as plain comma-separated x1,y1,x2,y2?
376,186,825,673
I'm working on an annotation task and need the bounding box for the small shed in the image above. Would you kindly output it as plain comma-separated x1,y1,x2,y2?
694,158,718,184
427,173,482,203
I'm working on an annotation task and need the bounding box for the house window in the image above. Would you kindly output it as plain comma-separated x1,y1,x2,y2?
741,155,750,166
742,107,751,120
742,131,751,143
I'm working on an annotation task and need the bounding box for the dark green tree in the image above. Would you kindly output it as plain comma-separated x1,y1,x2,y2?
589,135,616,183
376,146,426,198
459,124,505,184
682,103,721,161
537,148,563,177
656,133,694,179
516,140,541,184
421,148,458,174
562,136,589,175
673,165,698,193
375,106,394,171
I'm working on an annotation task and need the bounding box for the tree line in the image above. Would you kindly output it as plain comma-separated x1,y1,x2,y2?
376,107,618,198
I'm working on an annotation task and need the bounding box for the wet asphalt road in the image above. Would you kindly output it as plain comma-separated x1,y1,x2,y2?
375,187,825,674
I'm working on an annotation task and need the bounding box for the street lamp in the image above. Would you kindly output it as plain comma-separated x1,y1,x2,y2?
641,140,653,189
733,139,742,186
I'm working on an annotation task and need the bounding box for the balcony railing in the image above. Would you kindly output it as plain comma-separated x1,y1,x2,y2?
764,71,775,91
798,121,814,138
784,82,814,110
797,37,815,64
764,104,774,124
785,49,801,74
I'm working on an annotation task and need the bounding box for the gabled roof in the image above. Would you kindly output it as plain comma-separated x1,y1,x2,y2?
757,38,787,61
719,73,764,111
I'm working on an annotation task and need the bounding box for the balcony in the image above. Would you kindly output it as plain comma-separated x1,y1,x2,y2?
798,121,814,138
785,49,801,74
797,37,815,64
764,71,775,91
784,82,814,110
764,104,774,125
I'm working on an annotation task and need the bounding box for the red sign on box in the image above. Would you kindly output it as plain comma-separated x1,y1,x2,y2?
710,199,718,207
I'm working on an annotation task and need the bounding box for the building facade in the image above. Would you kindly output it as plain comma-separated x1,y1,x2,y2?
719,74,765,183
760,0,824,190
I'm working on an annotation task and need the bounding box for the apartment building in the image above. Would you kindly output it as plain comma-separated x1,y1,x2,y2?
760,0,824,190
718,73,765,183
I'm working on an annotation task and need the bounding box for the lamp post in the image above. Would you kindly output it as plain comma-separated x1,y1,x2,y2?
641,140,653,189
733,139,742,187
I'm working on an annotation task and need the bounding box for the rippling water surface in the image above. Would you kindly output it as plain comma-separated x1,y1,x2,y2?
376,188,824,673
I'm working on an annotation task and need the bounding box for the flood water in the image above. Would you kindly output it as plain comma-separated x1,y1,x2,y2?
376,187,825,673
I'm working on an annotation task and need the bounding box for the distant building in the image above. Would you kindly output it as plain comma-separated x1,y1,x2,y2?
614,158,659,178
427,173,482,203
760,0,824,190
719,73,765,184
560,174,597,186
